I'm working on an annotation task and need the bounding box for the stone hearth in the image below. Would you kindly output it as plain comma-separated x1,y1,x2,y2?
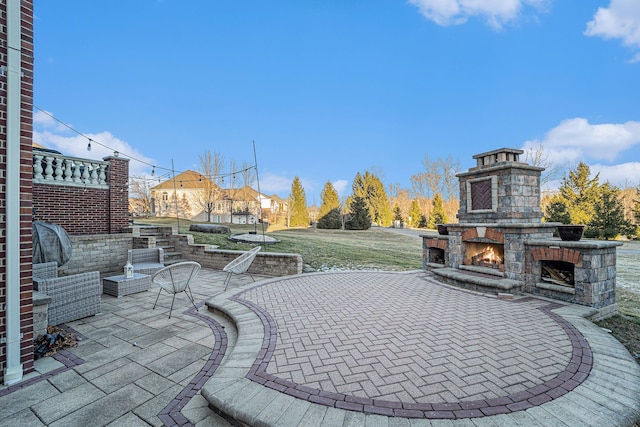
422,148,621,316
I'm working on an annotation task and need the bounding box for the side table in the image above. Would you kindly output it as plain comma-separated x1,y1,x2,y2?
103,273,152,297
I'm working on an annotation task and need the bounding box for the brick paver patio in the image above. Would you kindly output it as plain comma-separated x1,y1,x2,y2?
1,268,638,426
204,270,640,426
234,272,590,418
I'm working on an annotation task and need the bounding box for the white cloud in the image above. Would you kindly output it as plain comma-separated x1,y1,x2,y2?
408,0,549,29
33,109,68,133
585,0,640,60
585,0,640,45
522,118,640,163
258,172,292,196
332,179,349,196
33,113,155,176
523,118,640,189
590,162,640,187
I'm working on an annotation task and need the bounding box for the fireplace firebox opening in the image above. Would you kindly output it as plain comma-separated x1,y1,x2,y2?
464,242,504,270
429,247,446,265
541,260,575,287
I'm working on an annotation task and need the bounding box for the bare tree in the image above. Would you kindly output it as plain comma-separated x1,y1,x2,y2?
524,144,566,189
410,154,460,202
195,150,224,222
129,176,153,218
241,161,257,223
440,155,461,202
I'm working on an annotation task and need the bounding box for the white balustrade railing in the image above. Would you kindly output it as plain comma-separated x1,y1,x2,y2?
33,152,109,188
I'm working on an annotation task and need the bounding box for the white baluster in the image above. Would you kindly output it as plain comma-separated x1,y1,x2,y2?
73,161,82,183
64,159,73,182
44,156,54,181
82,163,91,183
34,154,44,180
98,164,107,184
54,157,64,181
90,163,99,184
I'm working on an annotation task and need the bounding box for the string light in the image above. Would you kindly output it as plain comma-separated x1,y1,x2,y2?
35,106,258,184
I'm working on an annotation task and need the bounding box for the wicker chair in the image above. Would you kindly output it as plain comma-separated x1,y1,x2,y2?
151,261,201,318
223,246,261,291
32,262,101,326
128,248,165,275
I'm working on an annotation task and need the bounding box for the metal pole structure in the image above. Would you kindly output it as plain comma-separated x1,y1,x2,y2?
172,159,180,232
253,141,266,244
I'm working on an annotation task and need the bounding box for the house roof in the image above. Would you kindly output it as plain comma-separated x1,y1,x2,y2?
270,194,288,204
150,170,218,191
223,185,259,201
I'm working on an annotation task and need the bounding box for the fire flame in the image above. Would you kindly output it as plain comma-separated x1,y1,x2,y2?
479,246,502,264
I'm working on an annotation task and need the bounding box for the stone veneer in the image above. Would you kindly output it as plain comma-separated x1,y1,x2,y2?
423,148,621,314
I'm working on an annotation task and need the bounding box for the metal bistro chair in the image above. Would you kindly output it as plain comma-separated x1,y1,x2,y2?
223,246,261,291
151,261,201,318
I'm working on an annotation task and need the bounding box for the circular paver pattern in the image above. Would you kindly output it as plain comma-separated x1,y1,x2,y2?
234,271,593,418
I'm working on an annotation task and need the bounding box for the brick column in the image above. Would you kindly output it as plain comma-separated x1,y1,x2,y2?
106,156,130,233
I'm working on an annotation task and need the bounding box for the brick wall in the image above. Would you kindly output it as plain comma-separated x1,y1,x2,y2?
32,156,130,235
0,0,35,383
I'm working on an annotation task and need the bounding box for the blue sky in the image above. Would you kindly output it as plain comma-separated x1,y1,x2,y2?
34,0,640,205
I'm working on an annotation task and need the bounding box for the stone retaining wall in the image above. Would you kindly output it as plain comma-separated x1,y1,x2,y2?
168,233,303,277
59,231,303,278
59,234,133,276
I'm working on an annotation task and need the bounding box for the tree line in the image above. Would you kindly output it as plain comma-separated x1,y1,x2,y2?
544,162,639,239
130,148,640,240
290,155,640,239
289,155,456,230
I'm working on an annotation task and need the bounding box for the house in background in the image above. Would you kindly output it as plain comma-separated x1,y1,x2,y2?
149,172,288,224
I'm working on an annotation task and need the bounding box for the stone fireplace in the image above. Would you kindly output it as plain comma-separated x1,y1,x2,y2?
422,148,621,316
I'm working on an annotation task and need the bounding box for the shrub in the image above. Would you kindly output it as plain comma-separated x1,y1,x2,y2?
317,208,342,229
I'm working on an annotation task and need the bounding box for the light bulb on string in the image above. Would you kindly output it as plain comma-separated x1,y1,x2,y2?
87,139,92,151
151,166,155,176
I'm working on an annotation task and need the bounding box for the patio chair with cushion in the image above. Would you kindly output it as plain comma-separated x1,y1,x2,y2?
223,246,261,291
32,262,101,326
151,261,201,318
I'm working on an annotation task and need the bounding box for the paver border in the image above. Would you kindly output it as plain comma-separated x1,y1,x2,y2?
202,271,640,426
157,301,229,427
231,275,593,419
0,302,230,427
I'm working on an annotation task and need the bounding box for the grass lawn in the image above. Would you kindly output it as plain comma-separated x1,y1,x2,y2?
134,217,639,363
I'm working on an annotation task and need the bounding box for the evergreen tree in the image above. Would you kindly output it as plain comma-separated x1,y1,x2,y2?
418,214,428,228
350,170,392,226
345,197,371,230
544,194,571,224
588,183,633,239
393,204,404,226
428,194,447,228
408,199,422,228
289,176,310,227
559,162,600,225
317,207,342,229
318,181,340,219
